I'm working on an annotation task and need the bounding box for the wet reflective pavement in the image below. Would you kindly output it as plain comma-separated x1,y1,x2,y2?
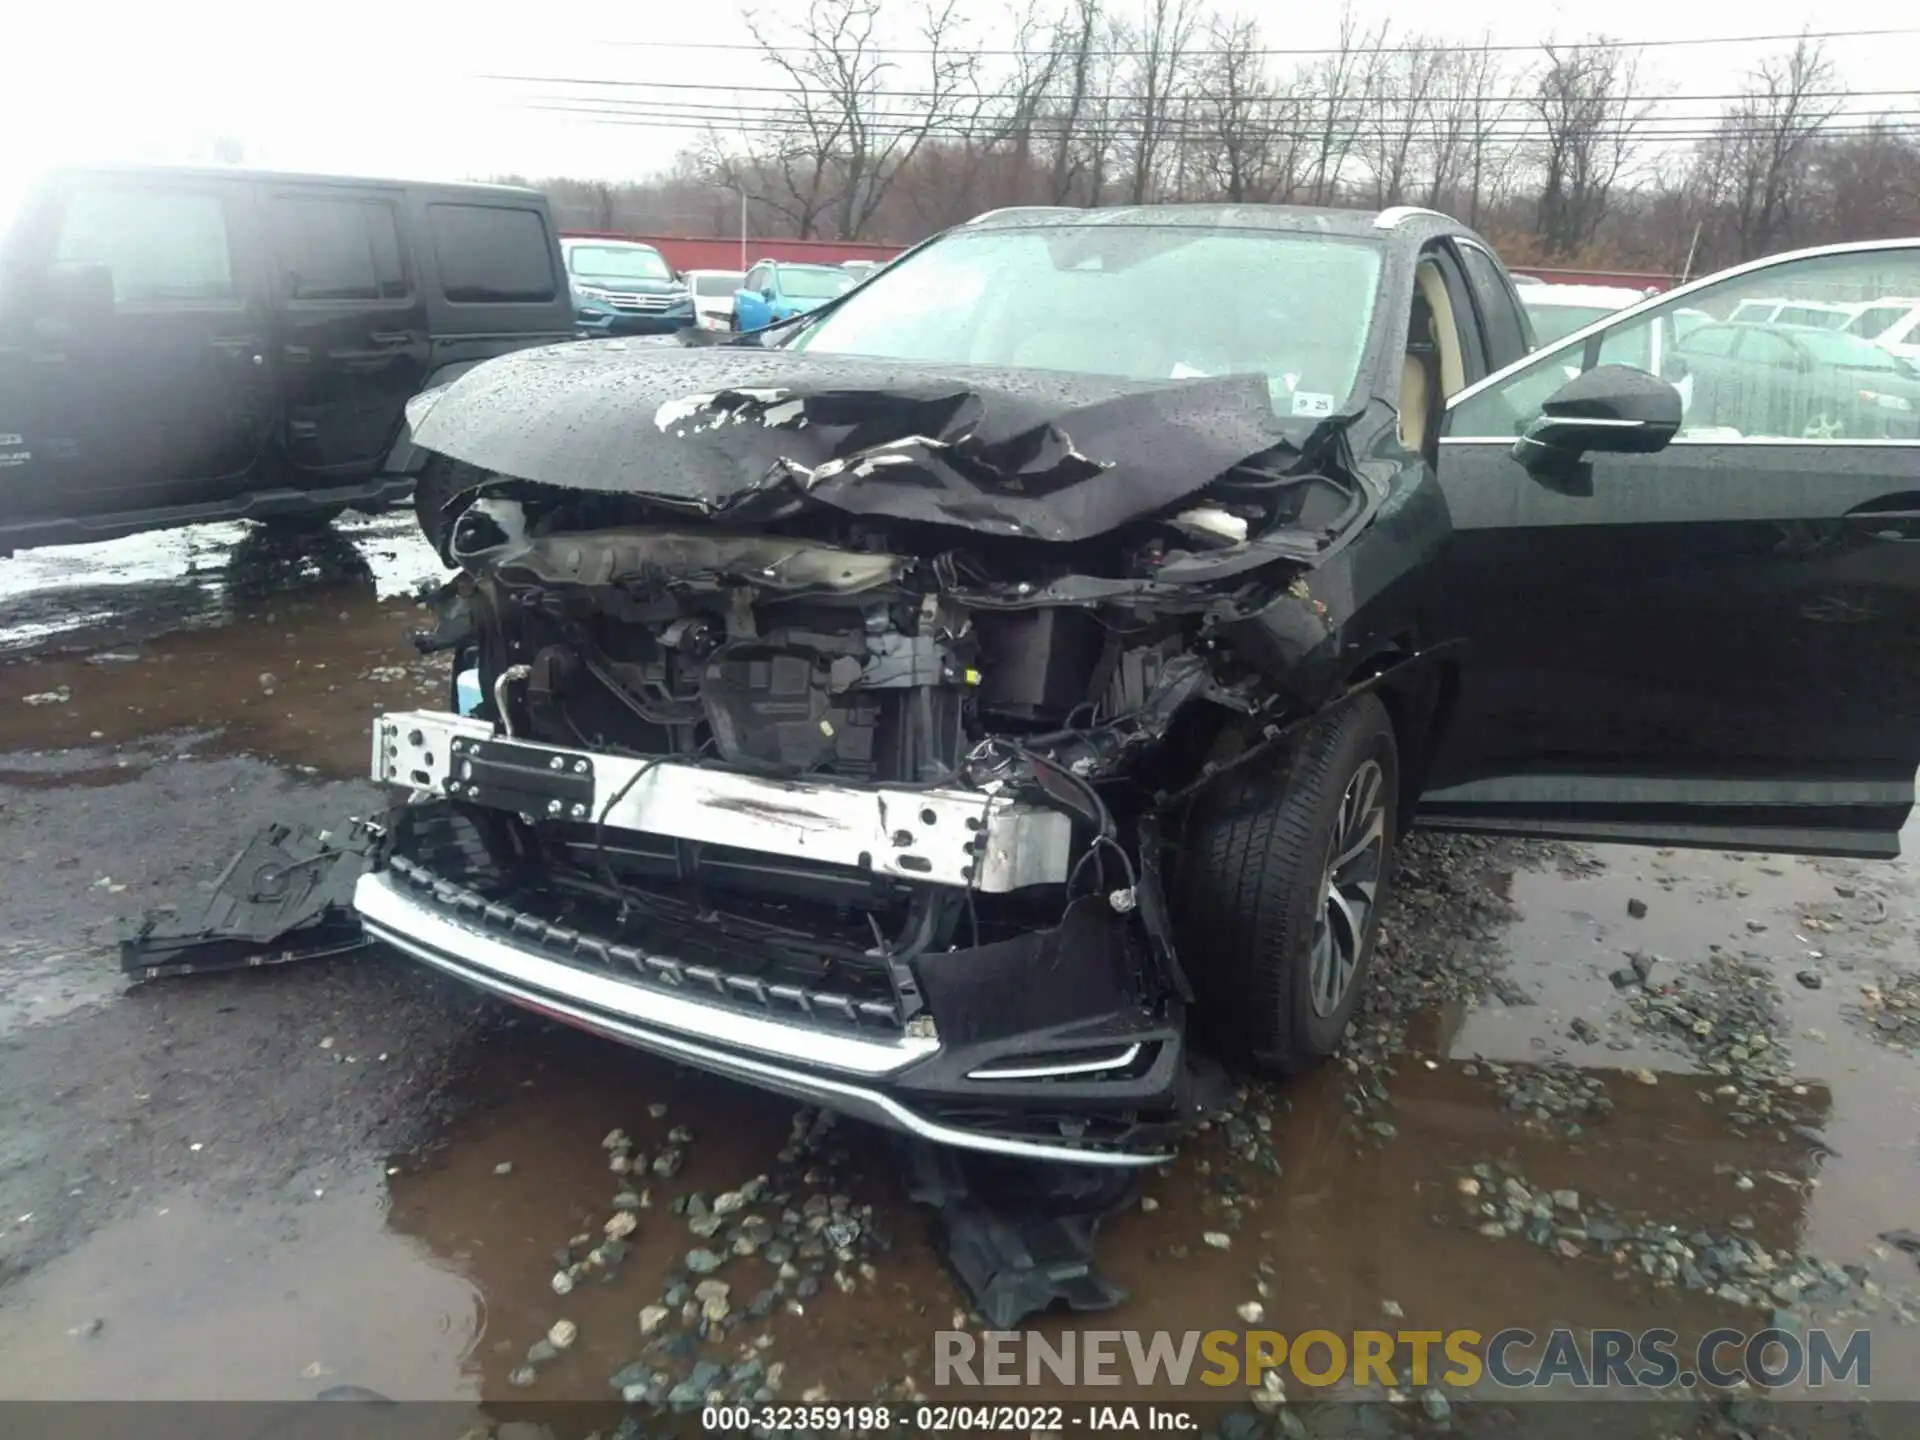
1,518,1917,1420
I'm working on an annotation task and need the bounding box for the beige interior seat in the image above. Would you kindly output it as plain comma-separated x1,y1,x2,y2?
1398,354,1431,451
1398,258,1468,451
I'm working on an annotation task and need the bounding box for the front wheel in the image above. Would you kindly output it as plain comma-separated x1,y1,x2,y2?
1174,693,1400,1073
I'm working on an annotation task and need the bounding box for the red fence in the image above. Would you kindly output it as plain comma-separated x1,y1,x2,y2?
562,231,905,274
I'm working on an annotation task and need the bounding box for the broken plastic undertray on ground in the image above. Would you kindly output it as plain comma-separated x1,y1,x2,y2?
120,817,386,980
903,1141,1142,1329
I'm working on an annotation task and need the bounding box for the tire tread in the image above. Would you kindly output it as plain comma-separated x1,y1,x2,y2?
1176,695,1398,1073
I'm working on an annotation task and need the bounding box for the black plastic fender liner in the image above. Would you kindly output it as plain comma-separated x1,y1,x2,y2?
119,817,389,981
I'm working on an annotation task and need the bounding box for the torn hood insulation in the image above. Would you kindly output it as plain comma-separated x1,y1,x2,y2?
409,343,1326,544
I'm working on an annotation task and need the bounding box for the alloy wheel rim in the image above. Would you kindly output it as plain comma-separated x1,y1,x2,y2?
1309,758,1387,1018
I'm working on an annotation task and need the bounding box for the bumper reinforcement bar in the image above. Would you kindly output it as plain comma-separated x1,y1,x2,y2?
372,710,1073,892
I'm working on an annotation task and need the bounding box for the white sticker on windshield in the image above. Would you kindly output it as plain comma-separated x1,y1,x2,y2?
1169,362,1212,379
1291,391,1334,418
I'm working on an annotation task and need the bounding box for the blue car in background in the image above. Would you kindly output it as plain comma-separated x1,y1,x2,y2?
562,237,695,337
731,261,856,331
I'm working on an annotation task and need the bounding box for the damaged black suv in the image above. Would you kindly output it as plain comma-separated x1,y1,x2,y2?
359,206,1920,1165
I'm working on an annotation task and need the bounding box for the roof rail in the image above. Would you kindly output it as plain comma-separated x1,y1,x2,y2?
1372,206,1452,230
966,205,1083,225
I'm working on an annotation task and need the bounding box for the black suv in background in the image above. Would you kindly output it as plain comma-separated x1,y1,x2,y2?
0,165,575,555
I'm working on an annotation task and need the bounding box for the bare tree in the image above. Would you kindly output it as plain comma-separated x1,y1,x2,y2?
1122,0,1200,204
695,127,838,239
1813,120,1920,245
1038,0,1106,203
1360,32,1446,208
1188,14,1302,202
1300,2,1387,205
1422,38,1508,223
996,0,1065,188
1530,40,1651,256
561,2,1918,266
738,0,977,240
1707,38,1839,260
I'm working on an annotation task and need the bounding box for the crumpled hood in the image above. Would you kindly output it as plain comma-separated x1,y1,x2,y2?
410,342,1298,543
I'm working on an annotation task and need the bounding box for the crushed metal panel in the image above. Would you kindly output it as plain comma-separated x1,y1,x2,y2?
407,344,1298,543
120,818,384,981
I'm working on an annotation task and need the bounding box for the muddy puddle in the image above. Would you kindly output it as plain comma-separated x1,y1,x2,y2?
1,824,1912,1408
0,516,453,777
0,512,446,658
1,517,1917,1415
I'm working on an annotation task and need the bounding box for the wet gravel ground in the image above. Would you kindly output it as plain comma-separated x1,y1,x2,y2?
2,517,1918,1437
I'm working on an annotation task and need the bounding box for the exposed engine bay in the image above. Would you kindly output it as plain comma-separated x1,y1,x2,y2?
362,351,1443,1163
415,431,1371,952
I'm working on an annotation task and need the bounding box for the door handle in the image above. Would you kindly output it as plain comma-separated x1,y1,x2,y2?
1843,501,1920,541
211,335,266,365
367,331,414,347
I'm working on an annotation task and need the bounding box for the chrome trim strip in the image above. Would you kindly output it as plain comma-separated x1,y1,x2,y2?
357,873,1166,1168
1442,435,1920,448
1533,414,1647,428
355,871,934,1077
1446,236,1920,410
1419,774,1911,807
968,1044,1144,1081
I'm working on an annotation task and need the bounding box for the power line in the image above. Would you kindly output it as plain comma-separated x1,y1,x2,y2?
484,72,1920,108
514,93,1916,130
594,26,1920,58
520,101,1920,146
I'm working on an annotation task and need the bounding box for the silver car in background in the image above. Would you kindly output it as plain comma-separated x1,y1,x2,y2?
684,269,746,331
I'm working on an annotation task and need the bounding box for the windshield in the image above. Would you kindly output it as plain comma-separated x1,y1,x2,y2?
1524,303,1616,347
792,224,1383,417
778,265,855,301
567,244,673,284
693,273,741,297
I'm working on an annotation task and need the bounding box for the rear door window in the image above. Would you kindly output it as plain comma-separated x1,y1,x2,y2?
270,195,408,302
427,204,557,303
53,186,235,303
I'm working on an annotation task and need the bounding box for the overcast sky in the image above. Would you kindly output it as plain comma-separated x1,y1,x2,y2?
3,0,1915,224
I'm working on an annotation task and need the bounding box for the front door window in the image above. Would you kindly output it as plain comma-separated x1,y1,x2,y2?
53,186,235,304
1448,246,1920,444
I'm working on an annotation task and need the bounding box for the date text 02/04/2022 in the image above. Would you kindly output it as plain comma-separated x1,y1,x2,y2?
698,1403,1199,1431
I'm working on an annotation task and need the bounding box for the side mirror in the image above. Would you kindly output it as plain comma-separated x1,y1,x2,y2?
41,262,115,324
1512,364,1682,481
761,287,775,300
